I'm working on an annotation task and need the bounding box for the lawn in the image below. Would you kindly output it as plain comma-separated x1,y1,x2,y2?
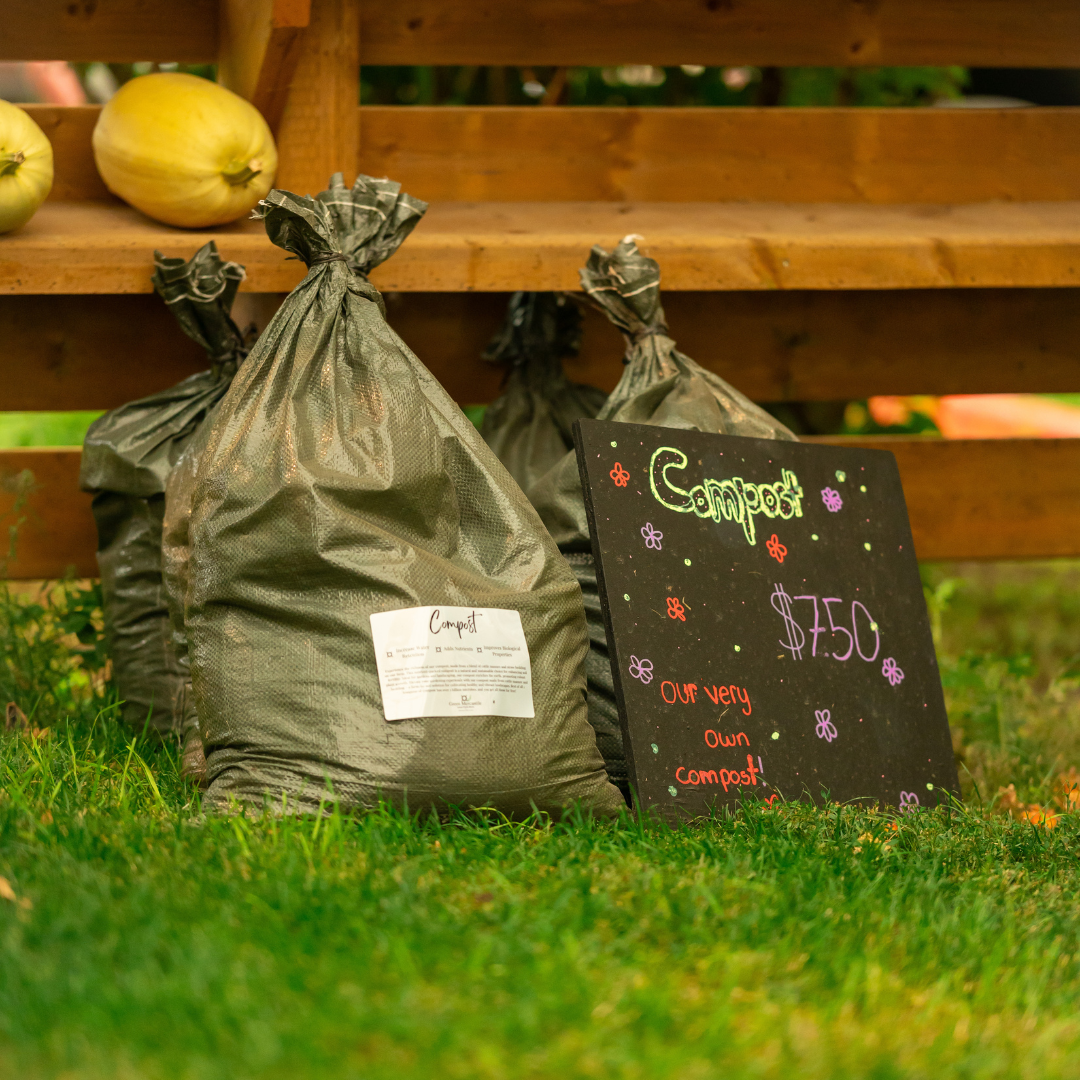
2,565,1080,1079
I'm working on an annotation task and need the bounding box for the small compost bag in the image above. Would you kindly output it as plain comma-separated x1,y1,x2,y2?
479,291,606,492
526,237,797,800
80,242,247,735
185,174,623,817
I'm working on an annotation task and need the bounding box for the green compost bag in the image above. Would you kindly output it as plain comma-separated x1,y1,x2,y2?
479,291,606,492
161,424,212,783
185,174,623,817
526,237,798,801
79,242,247,736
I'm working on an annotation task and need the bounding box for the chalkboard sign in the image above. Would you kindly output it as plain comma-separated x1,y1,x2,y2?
573,419,958,816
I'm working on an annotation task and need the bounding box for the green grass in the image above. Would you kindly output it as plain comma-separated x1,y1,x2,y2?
0,413,103,448
1,567,1079,1078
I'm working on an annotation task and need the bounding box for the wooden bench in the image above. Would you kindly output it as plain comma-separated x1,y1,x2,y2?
4,0,1080,576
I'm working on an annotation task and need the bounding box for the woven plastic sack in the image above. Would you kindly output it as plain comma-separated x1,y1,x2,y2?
185,174,623,817
526,237,798,800
79,242,247,735
160,423,212,781
479,292,606,492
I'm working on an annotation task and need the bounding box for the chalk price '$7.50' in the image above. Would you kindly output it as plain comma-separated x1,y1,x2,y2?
770,584,881,662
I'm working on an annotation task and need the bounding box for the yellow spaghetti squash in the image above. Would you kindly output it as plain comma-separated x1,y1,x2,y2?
0,100,53,234
93,73,277,228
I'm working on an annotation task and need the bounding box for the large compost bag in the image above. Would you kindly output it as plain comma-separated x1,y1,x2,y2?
479,291,606,492
161,423,213,782
185,174,623,817
80,242,247,735
526,237,797,800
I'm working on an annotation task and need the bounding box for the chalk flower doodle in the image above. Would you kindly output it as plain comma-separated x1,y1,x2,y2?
814,708,838,742
899,790,921,814
628,655,654,684
882,657,905,685
666,597,686,622
765,533,787,563
609,461,630,487
821,487,843,513
641,522,663,550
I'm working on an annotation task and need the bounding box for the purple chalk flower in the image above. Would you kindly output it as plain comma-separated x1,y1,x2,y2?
821,487,843,513
882,657,905,686
641,522,663,550
814,708,837,742
628,655,654,684
899,790,921,814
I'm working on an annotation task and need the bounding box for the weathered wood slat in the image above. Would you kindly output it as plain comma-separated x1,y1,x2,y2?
0,295,207,410
25,105,1080,206
805,437,1080,561
360,0,1080,67
6,290,1077,410
7,0,218,62
23,107,112,202
5,439,1079,579
218,0,312,135
274,0,360,195
5,199,1080,294
361,106,1080,205
11,0,1077,67
0,450,97,580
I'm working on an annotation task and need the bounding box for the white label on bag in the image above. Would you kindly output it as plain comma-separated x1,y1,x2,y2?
370,606,534,721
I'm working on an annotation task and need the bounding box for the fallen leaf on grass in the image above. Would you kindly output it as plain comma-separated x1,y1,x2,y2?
0,877,32,911
1021,806,1058,829
1053,768,1080,812
995,784,1058,829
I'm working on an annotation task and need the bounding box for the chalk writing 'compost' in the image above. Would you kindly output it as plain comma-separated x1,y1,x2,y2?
649,446,804,545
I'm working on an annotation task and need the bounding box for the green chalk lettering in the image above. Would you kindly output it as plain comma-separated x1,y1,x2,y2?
646,446,804,549
650,447,694,513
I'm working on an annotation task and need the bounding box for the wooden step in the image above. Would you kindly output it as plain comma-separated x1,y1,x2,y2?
4,289,1080,412
4,439,1079,580
5,199,1080,295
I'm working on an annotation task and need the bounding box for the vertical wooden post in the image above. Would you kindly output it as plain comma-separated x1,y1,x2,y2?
219,0,312,137
274,0,360,196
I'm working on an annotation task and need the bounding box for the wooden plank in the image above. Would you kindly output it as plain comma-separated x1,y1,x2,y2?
361,0,1080,67
7,0,218,62
0,450,96,580
651,290,1080,402
275,0,360,195
362,107,1080,205
388,289,1080,403
4,289,1080,411
806,437,1080,561
0,201,302,294
5,199,1080,294
218,0,312,134
27,104,1080,205
8,0,1079,68
6,438,1080,578
20,107,111,202
0,295,206,411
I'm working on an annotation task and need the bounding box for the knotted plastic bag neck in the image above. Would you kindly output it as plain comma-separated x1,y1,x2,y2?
305,251,350,268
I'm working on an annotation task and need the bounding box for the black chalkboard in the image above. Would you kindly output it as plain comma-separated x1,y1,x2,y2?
573,419,958,816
